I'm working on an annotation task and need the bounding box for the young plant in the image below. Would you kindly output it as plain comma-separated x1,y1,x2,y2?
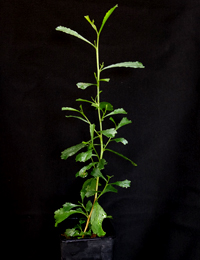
54,4,144,239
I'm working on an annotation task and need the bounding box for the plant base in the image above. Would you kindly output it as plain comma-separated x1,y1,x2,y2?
60,236,114,260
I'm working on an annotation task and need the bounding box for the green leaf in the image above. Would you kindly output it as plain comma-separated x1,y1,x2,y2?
99,4,118,34
76,82,96,90
54,203,85,227
84,15,97,31
97,159,107,170
113,137,128,145
65,228,79,237
86,200,92,212
81,178,97,200
76,149,93,162
91,201,107,236
99,102,113,111
116,117,132,130
104,108,127,118
76,162,97,178
62,107,80,112
112,179,131,188
101,184,118,196
65,115,88,124
61,142,86,160
100,128,117,138
102,61,145,71
90,124,95,145
105,148,137,166
91,167,106,181
100,78,110,82
55,26,95,48
76,98,93,104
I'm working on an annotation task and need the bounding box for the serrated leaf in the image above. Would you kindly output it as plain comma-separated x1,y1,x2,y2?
99,102,113,111
84,15,97,30
102,61,145,71
104,108,127,118
91,201,107,236
116,117,132,130
100,128,117,138
65,115,88,124
101,184,118,196
55,26,95,47
76,82,96,90
62,107,80,112
113,138,128,145
86,200,92,212
61,143,86,160
105,148,137,166
91,167,106,181
99,4,118,34
81,178,97,200
112,179,131,188
76,149,93,162
76,162,97,178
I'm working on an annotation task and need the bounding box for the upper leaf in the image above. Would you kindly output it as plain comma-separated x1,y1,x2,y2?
102,61,145,71
100,128,117,138
55,26,95,47
76,82,96,90
76,162,97,178
81,178,97,200
105,148,137,166
61,143,86,160
84,15,97,31
76,149,93,162
116,117,132,130
99,4,118,34
91,167,107,182
99,102,113,111
104,108,127,118
62,107,80,112
112,179,131,188
113,137,128,145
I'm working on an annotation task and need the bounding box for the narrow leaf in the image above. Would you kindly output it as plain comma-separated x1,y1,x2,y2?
113,137,128,145
99,4,118,34
61,142,86,160
90,124,95,145
109,117,117,127
100,128,117,138
76,98,93,104
86,200,93,212
62,107,80,112
102,61,145,71
84,15,97,31
100,78,110,82
76,162,97,178
76,149,93,162
116,117,132,130
55,26,94,47
104,108,127,118
105,148,137,166
76,82,96,90
65,115,88,124
91,201,107,237
112,179,131,188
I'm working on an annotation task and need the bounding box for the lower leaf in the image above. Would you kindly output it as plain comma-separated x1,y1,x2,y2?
91,201,107,237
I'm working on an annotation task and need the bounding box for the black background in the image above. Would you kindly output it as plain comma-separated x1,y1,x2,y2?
1,0,200,259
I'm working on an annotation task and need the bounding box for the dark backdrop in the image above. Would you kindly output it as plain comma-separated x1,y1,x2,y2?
1,0,200,259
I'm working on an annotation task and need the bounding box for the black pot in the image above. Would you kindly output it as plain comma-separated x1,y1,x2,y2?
60,236,114,260
59,218,115,260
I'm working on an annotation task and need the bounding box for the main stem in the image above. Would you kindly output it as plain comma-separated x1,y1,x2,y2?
83,32,103,235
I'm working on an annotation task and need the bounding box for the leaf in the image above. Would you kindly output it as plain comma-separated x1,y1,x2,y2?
100,128,117,138
99,102,113,111
62,107,80,112
90,124,95,145
91,167,106,181
112,179,131,188
76,149,93,162
54,204,85,227
61,142,86,160
99,4,118,34
65,228,79,237
113,137,128,145
65,115,88,124
55,26,95,47
76,162,97,178
76,98,93,104
102,61,145,71
100,78,110,82
104,108,127,118
86,200,92,212
105,148,137,166
76,82,96,90
101,184,118,196
81,178,97,200
84,15,97,31
91,201,107,237
97,159,107,170
116,117,132,130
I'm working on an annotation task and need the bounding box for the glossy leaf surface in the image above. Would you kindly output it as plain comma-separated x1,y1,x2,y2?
100,128,117,138
105,108,127,117
91,201,107,236
112,179,131,188
99,4,118,34
76,82,95,89
76,149,93,162
61,143,86,160
102,61,145,70
116,117,132,130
